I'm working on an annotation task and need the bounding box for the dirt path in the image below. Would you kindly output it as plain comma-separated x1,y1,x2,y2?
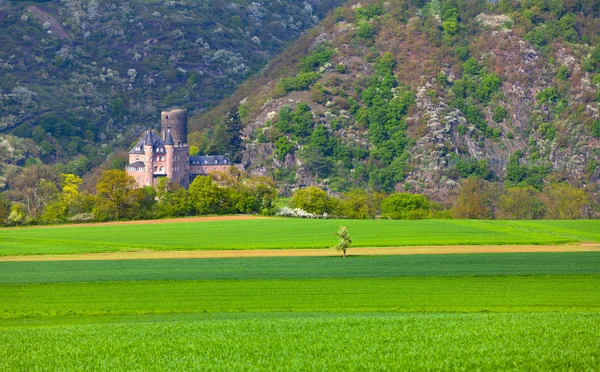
2,244,599,262
28,6,72,40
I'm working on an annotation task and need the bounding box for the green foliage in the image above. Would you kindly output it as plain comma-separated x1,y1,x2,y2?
207,106,243,161
591,120,600,138
587,159,599,176
109,98,126,121
462,58,481,76
454,157,493,180
274,137,294,160
188,176,225,215
334,225,352,257
300,45,335,73
492,106,508,123
348,54,416,191
275,72,321,95
275,103,314,138
290,186,331,215
556,65,569,80
474,73,501,103
506,151,551,190
355,4,383,20
452,177,494,219
356,21,375,39
95,170,139,221
381,193,431,220
498,186,545,220
536,87,560,104
540,183,588,220
583,46,600,73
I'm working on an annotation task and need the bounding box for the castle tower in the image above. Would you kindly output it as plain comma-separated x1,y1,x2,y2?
164,126,174,180
143,130,154,187
161,109,187,146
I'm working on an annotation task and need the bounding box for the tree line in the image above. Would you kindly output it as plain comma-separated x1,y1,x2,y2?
0,165,277,226
0,165,597,226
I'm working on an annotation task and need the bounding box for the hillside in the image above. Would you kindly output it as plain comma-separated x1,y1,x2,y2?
0,0,345,173
192,0,600,200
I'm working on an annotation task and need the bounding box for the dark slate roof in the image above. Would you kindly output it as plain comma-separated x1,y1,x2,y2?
127,161,145,168
129,138,145,154
189,155,232,165
164,127,175,146
129,130,167,154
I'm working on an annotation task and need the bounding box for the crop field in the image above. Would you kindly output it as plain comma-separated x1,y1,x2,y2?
2,252,600,284
2,220,600,370
1,312,599,371
1,218,600,256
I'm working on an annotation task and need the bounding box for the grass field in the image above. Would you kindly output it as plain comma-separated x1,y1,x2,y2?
2,219,600,370
3,275,600,319
2,312,599,371
1,252,600,284
1,219,600,256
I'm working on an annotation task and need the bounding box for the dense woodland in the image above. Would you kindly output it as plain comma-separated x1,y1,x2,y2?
0,0,345,169
1,0,600,223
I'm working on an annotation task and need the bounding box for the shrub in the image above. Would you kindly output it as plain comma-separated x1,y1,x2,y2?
492,106,507,122
276,72,321,94
68,212,96,223
276,207,328,219
557,65,569,80
536,87,559,104
381,193,431,220
356,21,375,39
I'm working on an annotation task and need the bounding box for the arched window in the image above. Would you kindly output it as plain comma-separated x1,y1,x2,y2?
154,166,158,172
159,166,164,172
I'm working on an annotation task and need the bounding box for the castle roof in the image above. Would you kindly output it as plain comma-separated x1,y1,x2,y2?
129,130,167,154
189,155,232,165
164,127,175,146
126,161,145,168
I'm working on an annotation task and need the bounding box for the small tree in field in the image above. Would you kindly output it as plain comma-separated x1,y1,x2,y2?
334,226,352,258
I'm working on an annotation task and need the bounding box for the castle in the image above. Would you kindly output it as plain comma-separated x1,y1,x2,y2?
126,109,238,188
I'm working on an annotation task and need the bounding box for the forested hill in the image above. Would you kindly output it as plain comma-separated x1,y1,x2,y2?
194,0,600,200
0,0,345,176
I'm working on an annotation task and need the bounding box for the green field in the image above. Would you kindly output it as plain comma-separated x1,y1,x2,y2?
2,312,599,371
3,275,600,319
1,219,599,256
2,220,600,370
2,252,600,284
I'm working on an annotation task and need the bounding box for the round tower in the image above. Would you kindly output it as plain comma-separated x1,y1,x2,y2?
143,131,154,187
161,109,187,146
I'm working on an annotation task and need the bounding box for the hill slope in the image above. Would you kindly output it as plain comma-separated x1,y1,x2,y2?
193,0,600,199
0,0,345,170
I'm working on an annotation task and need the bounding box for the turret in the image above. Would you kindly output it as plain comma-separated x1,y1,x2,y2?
143,130,154,186
164,126,174,180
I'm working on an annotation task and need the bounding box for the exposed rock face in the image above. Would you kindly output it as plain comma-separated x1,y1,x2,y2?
225,6,600,197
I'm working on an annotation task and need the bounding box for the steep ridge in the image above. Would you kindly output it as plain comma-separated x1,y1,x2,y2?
192,0,600,200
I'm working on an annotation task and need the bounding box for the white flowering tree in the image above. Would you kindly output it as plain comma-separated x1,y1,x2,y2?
334,226,352,258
